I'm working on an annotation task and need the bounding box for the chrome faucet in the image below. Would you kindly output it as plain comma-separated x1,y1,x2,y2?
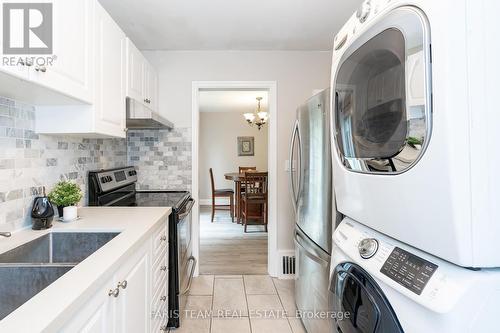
0,232,12,238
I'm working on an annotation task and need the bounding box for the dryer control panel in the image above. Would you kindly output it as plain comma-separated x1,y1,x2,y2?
380,247,438,295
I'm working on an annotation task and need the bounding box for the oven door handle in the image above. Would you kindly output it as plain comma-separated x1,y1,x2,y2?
178,199,195,220
181,256,197,295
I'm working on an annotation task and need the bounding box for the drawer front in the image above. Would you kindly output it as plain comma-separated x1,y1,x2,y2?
152,252,168,294
151,284,168,333
152,223,168,262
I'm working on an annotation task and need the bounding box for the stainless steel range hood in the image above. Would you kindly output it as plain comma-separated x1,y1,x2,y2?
126,97,174,129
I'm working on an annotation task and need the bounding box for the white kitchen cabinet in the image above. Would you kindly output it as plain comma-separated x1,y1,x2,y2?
126,39,159,111
29,0,93,104
93,1,127,137
115,249,150,332
60,280,113,333
60,219,169,333
126,39,146,103
35,1,127,138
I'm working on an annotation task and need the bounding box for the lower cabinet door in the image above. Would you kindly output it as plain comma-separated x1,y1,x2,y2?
60,281,113,333
116,246,150,333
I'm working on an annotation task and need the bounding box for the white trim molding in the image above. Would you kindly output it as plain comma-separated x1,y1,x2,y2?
191,81,278,277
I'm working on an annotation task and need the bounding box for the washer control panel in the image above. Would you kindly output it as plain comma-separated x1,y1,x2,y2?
380,247,438,295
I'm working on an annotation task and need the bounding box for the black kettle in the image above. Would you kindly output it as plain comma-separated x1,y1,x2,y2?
31,187,54,230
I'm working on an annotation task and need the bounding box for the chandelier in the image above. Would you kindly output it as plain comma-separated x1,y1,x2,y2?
243,97,268,130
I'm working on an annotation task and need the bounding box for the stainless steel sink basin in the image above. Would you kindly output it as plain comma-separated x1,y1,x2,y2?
0,232,119,320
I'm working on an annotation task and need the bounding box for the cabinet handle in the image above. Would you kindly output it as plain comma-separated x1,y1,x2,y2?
160,295,167,302
118,280,128,289
160,265,167,271
160,235,167,242
35,65,47,73
108,288,119,297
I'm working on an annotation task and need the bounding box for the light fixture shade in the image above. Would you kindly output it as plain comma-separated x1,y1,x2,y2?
243,113,255,122
257,111,268,121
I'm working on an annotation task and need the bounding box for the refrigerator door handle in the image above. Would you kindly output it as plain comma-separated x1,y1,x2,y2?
294,230,329,267
289,120,300,213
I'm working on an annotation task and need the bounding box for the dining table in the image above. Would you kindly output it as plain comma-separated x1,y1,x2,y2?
224,171,266,223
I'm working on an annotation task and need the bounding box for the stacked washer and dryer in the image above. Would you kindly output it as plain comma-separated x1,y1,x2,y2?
329,0,500,332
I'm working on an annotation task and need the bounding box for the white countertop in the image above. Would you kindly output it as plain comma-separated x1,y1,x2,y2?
0,206,171,333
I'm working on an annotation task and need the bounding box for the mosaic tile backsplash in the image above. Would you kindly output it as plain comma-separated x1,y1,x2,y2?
127,128,192,191
0,95,192,232
0,97,127,231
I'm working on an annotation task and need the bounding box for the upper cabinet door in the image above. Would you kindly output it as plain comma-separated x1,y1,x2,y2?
142,62,158,110
30,0,93,103
126,38,145,103
94,1,126,137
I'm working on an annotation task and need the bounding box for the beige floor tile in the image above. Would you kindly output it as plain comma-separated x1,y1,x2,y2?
250,318,293,333
273,278,297,316
244,275,276,295
288,317,307,333
212,278,248,316
189,275,214,296
185,296,213,312
211,317,251,333
246,294,284,315
175,318,210,333
215,275,243,279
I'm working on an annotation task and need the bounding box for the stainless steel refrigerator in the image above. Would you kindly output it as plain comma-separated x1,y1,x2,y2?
289,88,334,333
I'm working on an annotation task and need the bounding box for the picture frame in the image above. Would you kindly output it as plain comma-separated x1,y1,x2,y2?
237,136,254,156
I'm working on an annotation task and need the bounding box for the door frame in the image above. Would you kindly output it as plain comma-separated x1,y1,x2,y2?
191,81,278,277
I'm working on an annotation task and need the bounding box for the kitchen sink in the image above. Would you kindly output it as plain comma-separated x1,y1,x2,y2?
0,232,119,320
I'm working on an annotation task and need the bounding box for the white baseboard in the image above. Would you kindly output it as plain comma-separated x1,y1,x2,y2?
199,198,230,206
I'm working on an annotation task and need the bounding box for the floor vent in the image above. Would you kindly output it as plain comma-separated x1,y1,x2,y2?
282,255,296,275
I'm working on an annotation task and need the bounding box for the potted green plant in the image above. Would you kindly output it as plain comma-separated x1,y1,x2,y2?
48,181,83,221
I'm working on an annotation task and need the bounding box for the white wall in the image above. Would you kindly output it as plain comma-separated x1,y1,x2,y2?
199,112,268,201
144,50,332,250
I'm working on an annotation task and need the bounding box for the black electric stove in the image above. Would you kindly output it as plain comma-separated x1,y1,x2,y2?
88,166,195,329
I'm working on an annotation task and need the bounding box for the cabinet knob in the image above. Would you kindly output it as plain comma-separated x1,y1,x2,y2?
118,280,128,289
160,265,167,271
160,295,167,302
108,288,119,297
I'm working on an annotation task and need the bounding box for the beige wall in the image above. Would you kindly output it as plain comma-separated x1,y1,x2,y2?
199,112,268,201
144,50,332,250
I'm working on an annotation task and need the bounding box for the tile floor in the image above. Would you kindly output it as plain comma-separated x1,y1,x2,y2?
172,275,306,333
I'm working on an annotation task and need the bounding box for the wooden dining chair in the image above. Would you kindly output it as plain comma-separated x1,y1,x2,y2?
209,168,234,222
239,172,268,232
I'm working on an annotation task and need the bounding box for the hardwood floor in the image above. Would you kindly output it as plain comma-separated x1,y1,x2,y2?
199,205,268,275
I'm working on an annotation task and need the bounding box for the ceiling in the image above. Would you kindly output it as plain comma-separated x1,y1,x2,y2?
199,90,268,113
98,0,361,51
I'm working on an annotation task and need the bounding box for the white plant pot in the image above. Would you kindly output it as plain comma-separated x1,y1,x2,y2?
63,206,78,222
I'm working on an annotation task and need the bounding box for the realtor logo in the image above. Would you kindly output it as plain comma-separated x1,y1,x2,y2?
3,3,53,54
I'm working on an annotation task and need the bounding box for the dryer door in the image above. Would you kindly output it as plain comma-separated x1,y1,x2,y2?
333,7,431,174
330,262,403,333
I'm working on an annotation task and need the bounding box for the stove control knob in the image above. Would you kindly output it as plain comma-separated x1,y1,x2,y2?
356,0,371,23
101,176,107,183
358,238,378,259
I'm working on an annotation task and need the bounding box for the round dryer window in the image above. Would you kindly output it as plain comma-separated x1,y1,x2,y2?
333,7,432,174
330,262,404,333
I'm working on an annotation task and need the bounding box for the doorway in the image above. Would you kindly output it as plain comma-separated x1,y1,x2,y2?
191,81,278,277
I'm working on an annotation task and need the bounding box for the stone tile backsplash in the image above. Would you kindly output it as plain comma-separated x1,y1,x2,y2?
0,97,127,231
127,128,192,191
0,96,192,232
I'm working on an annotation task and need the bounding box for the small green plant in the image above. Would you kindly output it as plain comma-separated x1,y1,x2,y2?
48,181,83,207
406,136,423,148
